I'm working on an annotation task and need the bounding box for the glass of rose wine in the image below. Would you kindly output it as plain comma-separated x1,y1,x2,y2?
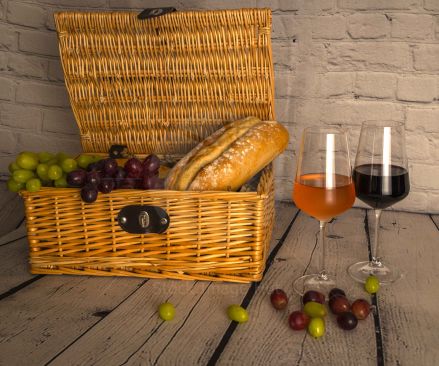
348,121,410,284
292,127,356,296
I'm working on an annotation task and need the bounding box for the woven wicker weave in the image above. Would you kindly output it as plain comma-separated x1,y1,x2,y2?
22,8,276,282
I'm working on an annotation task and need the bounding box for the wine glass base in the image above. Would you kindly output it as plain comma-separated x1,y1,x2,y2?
293,274,336,296
347,261,401,284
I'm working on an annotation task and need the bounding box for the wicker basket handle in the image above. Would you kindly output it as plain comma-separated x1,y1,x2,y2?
117,205,170,234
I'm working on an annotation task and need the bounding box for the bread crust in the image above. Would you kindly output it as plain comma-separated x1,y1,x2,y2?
165,118,289,191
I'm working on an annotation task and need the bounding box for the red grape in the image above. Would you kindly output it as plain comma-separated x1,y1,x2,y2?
81,184,98,203
142,154,160,174
142,175,161,190
302,290,325,305
329,288,346,299
351,299,371,320
288,311,310,331
270,289,288,310
121,177,138,189
104,158,118,177
87,170,101,186
67,169,87,188
337,312,358,330
114,167,126,188
98,178,115,194
124,158,143,178
329,295,350,315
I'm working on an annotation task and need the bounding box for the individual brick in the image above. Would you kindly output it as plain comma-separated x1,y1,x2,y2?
355,72,396,99
0,103,43,130
327,42,411,71
0,24,17,51
18,29,58,57
320,72,354,97
397,76,436,102
48,60,64,81
17,132,81,155
312,16,346,39
413,44,439,71
7,2,47,28
0,77,15,101
391,14,433,40
42,109,79,135
0,128,17,153
16,81,70,107
392,191,429,212
7,53,48,79
347,14,389,39
406,108,439,132
410,164,439,190
338,0,418,10
406,132,432,161
424,0,439,11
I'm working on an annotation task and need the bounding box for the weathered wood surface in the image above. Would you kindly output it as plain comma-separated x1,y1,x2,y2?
0,182,25,237
217,209,376,366
431,215,439,230
369,210,439,366
0,203,438,366
43,202,299,366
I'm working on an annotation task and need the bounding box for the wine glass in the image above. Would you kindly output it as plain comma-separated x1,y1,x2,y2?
292,127,355,296
348,121,410,284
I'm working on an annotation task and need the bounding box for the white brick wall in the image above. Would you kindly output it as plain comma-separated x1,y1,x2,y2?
0,0,438,213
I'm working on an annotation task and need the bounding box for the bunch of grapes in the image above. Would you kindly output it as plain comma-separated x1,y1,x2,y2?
67,154,164,203
7,151,103,193
7,152,164,204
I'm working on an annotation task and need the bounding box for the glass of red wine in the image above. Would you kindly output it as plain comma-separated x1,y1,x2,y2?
348,121,410,284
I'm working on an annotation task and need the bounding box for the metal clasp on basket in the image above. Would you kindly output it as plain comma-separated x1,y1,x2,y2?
137,7,176,20
117,205,170,234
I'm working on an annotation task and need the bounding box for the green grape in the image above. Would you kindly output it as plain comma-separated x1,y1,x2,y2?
308,318,325,338
92,155,103,163
26,178,42,192
56,152,71,162
158,302,175,321
7,178,25,193
61,158,78,173
36,163,49,180
47,165,63,180
46,158,59,166
303,302,327,318
13,169,35,183
76,154,94,169
227,305,249,323
8,162,20,173
23,151,39,160
16,152,39,170
38,152,54,163
54,174,68,188
365,275,380,294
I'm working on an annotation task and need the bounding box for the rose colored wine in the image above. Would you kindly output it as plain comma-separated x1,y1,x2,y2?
353,164,410,209
293,173,355,221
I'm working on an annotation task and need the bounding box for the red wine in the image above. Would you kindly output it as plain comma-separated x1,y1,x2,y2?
353,164,410,209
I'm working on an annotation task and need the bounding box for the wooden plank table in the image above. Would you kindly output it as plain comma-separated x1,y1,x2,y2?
0,182,438,366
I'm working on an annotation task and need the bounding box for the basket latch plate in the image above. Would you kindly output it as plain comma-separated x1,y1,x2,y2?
117,205,170,234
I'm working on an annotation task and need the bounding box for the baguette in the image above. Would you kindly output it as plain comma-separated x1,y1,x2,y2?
165,117,289,191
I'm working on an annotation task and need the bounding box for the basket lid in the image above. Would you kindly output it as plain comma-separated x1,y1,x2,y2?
55,9,275,156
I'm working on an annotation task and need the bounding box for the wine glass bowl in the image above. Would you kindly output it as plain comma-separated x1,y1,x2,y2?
292,127,355,296
348,121,410,284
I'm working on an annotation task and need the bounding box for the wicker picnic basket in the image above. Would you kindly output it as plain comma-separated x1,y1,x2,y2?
21,8,277,283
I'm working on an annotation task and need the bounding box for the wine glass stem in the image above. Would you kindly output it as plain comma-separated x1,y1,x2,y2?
319,220,328,280
372,209,383,267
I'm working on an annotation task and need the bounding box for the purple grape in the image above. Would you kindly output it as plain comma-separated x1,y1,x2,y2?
124,158,143,178
98,178,115,193
329,288,346,299
80,184,98,203
121,177,137,189
67,169,87,188
114,167,126,189
104,158,118,177
142,175,158,190
87,170,101,186
142,154,160,175
337,312,358,331
87,162,99,172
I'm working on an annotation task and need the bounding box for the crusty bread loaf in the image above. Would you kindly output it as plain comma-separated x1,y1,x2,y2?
165,117,289,191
